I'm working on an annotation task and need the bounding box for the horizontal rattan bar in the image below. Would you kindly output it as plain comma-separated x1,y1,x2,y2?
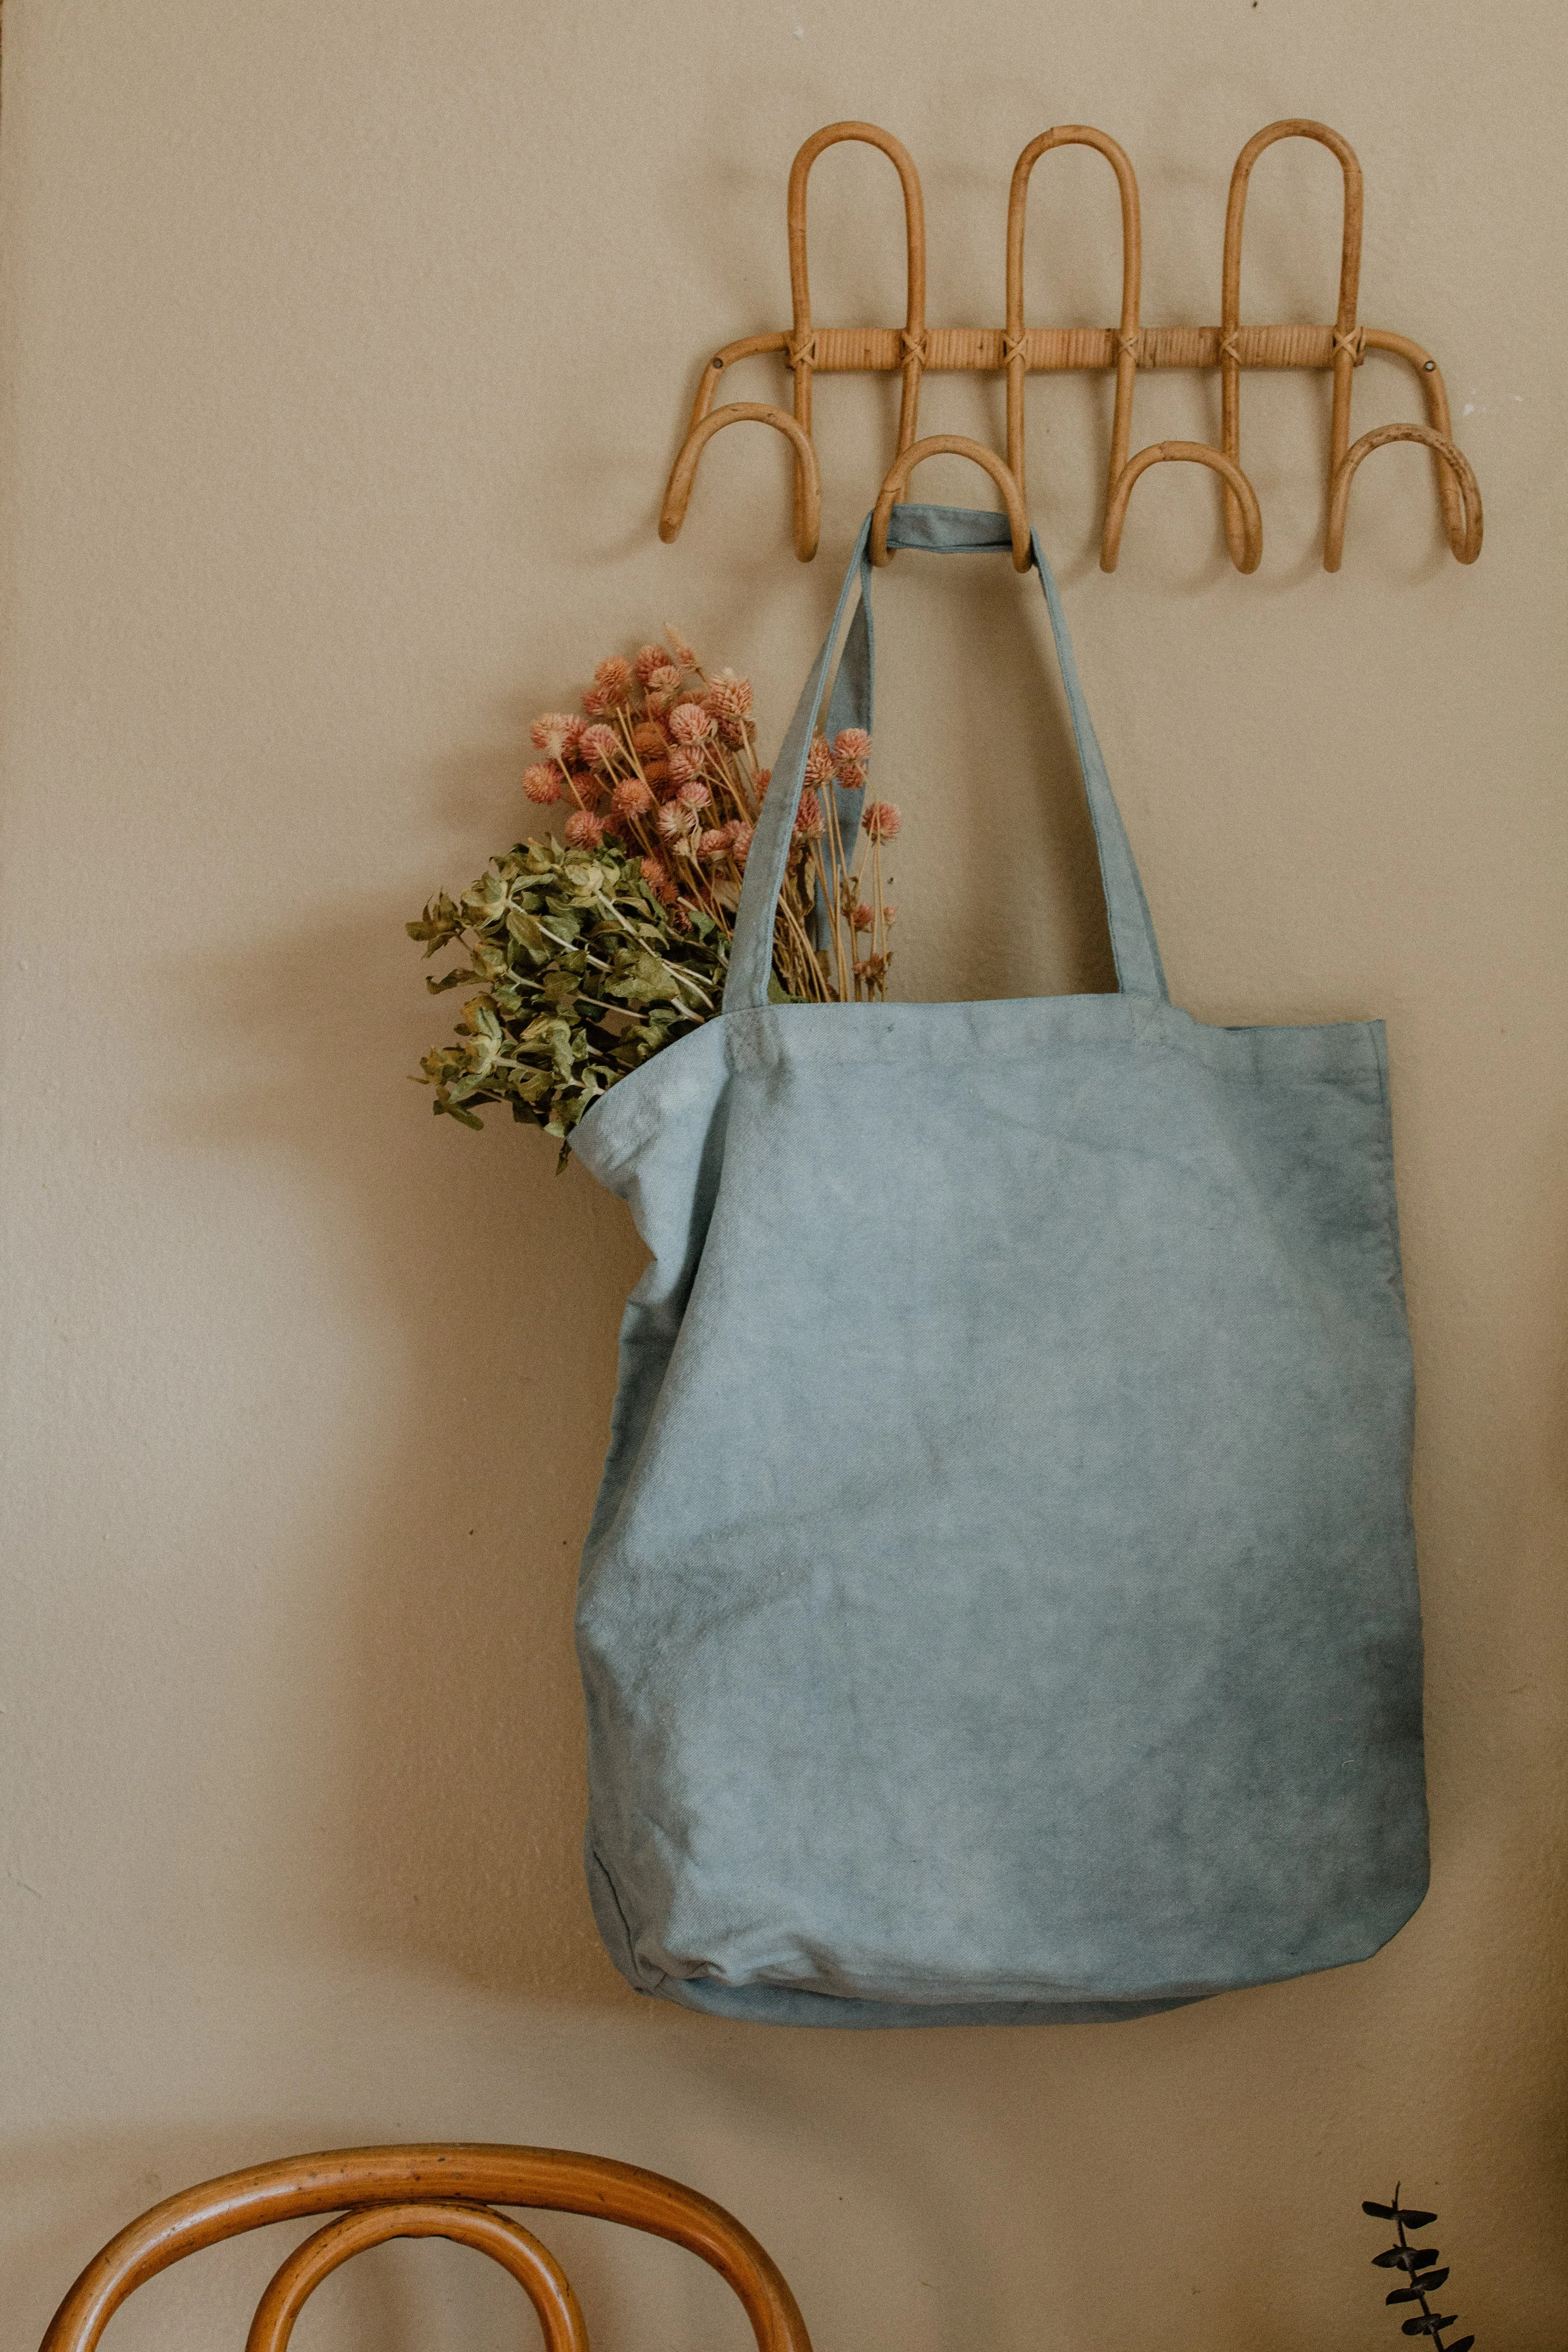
719,323,1375,372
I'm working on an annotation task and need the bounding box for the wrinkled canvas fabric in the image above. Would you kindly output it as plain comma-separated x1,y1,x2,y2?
570,506,1428,2027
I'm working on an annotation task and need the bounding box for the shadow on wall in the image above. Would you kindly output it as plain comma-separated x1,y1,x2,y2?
177,883,642,2008
166,590,1122,2010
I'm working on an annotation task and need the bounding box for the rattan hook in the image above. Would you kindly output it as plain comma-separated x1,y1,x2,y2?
870,436,1032,569
788,122,928,466
1102,442,1263,574
1325,422,1482,570
1005,128,1142,526
659,400,822,560
1222,121,1363,571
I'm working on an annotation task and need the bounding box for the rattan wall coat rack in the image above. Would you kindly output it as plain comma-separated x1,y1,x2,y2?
659,119,1482,576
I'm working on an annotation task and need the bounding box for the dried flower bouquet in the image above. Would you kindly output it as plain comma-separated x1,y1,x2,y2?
409,628,901,1158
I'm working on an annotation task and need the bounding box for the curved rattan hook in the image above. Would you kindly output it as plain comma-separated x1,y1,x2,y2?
1222,120,1363,570
1355,328,1475,564
1325,421,1482,570
870,436,1031,570
1102,441,1263,574
1005,128,1142,514
38,2144,816,2352
660,402,822,561
788,122,927,466
246,2204,587,2352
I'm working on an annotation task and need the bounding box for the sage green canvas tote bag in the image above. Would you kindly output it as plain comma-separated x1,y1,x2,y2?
570,504,1429,2027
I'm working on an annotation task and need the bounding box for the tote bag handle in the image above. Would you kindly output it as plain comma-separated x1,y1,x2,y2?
722,505,1170,1012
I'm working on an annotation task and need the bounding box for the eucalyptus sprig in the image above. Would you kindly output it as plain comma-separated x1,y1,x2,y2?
409,836,727,1164
1365,2190,1474,2352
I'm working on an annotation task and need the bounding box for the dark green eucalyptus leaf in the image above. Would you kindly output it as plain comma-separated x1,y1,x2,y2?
1401,2315,1456,2337
1398,2212,1438,2231
1364,2203,1400,2221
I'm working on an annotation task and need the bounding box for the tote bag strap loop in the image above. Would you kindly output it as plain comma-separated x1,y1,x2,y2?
723,504,1169,1011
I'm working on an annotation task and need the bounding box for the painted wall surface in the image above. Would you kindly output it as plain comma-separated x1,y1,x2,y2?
2,3,1564,2347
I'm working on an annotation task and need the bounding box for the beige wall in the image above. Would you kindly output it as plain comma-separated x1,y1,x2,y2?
3,3,1565,2346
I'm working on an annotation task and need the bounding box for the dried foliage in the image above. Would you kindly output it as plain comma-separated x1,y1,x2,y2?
410,626,901,1159
1365,2192,1474,2352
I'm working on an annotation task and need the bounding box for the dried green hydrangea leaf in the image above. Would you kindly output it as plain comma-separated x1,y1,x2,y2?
410,835,729,1156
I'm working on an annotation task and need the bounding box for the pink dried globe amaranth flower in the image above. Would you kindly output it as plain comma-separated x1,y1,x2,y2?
852,902,874,931
669,702,717,746
657,801,699,846
611,776,656,820
639,855,677,903
592,655,634,707
697,828,730,861
729,819,755,866
882,902,899,926
862,800,902,843
664,624,699,672
529,711,578,753
579,723,622,768
523,762,562,806
794,788,825,840
804,733,835,786
579,685,606,716
833,727,872,768
675,779,710,810
666,747,705,789
707,668,753,720
633,644,670,686
631,720,668,759
564,810,606,850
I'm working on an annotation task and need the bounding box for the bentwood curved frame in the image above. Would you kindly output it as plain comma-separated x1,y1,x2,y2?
37,2144,816,2352
1325,420,1481,571
788,121,928,468
659,118,1481,576
1102,441,1263,574
1220,120,1360,570
660,395,822,560
1005,126,1142,526
871,436,1032,569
